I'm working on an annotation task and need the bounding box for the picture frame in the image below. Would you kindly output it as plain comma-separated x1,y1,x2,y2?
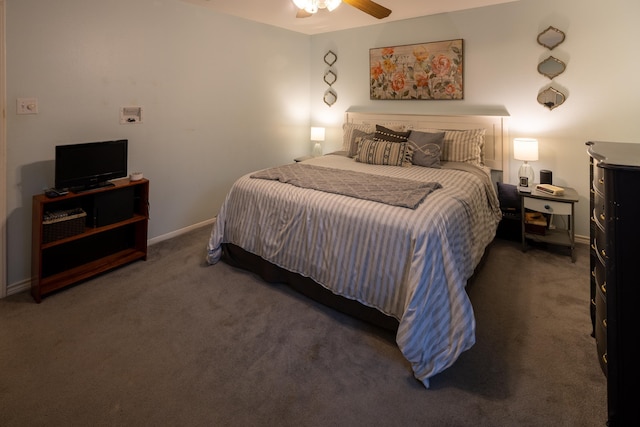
370,39,463,100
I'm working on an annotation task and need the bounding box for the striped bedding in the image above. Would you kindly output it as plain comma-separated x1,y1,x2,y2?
206,153,502,387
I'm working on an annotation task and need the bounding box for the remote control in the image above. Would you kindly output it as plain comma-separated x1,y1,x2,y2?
44,188,69,198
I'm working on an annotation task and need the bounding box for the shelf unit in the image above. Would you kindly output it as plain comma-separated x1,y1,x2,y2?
31,178,149,302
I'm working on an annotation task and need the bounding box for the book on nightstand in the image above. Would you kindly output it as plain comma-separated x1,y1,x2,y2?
535,183,565,196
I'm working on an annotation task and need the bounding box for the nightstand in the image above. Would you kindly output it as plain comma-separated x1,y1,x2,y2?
518,186,579,262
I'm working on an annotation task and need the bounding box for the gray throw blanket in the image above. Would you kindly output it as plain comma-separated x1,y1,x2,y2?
250,164,441,209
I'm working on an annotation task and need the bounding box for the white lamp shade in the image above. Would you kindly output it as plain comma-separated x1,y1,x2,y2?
513,138,539,161
310,127,325,142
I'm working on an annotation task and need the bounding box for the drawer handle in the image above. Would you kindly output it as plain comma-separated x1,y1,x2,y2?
601,249,606,258
600,213,605,221
603,318,607,329
601,282,606,294
591,298,596,307
599,178,604,185
544,204,551,210
592,269,596,278
603,353,608,365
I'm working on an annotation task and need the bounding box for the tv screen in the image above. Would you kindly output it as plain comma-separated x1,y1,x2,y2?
55,139,128,192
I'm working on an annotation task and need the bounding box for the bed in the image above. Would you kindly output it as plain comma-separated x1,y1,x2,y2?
206,112,508,387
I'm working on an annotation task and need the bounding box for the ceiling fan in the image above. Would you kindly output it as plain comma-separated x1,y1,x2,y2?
293,0,392,20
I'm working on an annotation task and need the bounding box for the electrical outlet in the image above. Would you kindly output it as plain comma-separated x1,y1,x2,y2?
120,106,143,124
17,98,38,115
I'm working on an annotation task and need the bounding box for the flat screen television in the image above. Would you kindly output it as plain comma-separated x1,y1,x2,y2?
55,139,128,192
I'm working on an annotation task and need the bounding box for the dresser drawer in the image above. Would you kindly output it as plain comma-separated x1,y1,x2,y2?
593,163,605,194
593,226,607,263
595,290,608,377
593,259,606,298
593,187,605,227
523,196,573,215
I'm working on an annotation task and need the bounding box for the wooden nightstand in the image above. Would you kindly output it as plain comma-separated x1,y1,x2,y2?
518,185,579,262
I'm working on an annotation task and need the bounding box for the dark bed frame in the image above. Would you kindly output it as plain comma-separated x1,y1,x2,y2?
222,243,400,332
221,234,495,334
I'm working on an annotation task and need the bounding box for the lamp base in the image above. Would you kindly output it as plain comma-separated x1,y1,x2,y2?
312,142,322,157
518,162,535,187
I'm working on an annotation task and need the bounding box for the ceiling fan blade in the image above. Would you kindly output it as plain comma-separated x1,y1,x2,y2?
343,0,391,19
296,8,313,18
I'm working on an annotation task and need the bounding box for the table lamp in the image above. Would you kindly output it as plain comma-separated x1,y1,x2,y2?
514,138,538,187
311,127,325,157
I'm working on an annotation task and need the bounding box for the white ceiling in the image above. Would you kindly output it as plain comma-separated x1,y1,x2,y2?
180,0,518,35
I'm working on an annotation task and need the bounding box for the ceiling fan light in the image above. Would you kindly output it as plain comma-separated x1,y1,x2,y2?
325,0,341,11
304,3,318,13
292,0,307,9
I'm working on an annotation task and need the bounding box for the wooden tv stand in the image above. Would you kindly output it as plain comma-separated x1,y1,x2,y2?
31,178,149,302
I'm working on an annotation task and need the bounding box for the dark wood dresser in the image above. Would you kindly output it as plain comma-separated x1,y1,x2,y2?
587,141,640,426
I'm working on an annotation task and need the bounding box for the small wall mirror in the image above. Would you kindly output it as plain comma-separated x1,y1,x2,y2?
324,69,337,86
537,26,565,50
538,56,566,79
538,86,566,110
324,89,337,107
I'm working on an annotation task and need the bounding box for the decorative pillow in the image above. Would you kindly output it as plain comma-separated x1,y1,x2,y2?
418,128,486,165
342,123,375,152
355,139,413,167
441,129,486,165
497,182,520,212
347,128,375,158
374,124,410,143
407,130,445,168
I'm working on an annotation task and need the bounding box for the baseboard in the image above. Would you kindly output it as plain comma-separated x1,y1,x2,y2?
4,218,217,298
7,278,30,296
575,234,589,245
147,218,215,245
3,219,583,298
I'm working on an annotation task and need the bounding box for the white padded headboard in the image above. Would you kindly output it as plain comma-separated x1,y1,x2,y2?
344,112,509,173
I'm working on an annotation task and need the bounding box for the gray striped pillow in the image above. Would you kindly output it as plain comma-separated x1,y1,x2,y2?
342,123,375,152
440,129,486,165
355,139,413,167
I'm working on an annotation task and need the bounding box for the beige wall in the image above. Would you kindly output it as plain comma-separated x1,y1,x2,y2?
5,0,311,286
310,0,640,239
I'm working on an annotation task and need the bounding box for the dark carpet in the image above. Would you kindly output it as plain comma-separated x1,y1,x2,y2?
0,226,607,426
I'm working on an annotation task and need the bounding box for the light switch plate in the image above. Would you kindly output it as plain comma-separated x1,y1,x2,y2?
17,98,38,115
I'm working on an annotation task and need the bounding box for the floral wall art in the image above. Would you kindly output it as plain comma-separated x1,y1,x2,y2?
370,39,464,100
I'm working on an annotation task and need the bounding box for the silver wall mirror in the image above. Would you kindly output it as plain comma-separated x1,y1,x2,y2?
538,56,566,79
537,26,565,50
537,86,566,110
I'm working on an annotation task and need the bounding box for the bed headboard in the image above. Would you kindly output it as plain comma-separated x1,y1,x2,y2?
344,112,509,174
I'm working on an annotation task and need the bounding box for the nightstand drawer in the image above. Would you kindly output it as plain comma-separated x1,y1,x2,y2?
523,197,572,215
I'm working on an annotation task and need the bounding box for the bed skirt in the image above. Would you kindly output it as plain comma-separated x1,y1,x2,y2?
221,243,400,332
